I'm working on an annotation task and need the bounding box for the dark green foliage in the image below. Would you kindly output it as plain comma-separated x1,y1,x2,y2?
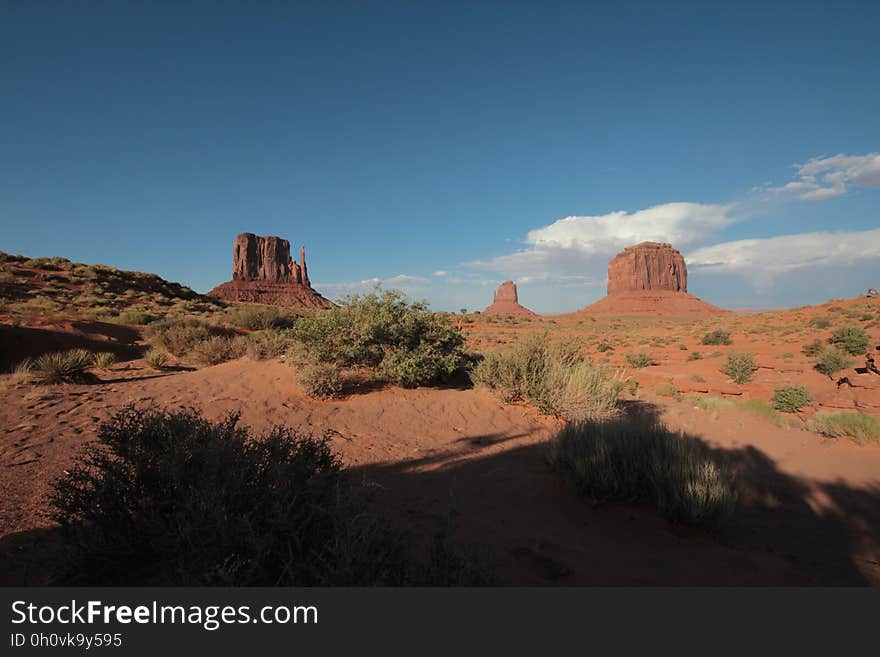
289,290,470,389
33,349,94,383
701,329,732,346
772,386,813,413
829,325,870,356
814,347,853,377
49,406,491,585
801,339,824,357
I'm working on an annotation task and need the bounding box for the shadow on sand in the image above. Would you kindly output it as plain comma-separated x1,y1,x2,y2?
1,402,878,585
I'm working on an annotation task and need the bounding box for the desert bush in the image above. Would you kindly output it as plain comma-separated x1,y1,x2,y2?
772,386,813,413
33,349,94,383
806,411,880,446
472,334,619,420
720,351,756,384
49,406,484,585
144,349,167,370
814,347,853,377
93,352,116,369
701,329,732,346
801,339,824,357
809,317,831,329
147,318,235,358
188,335,247,366
596,342,614,353
296,360,345,399
687,351,703,361
115,310,158,325
547,414,736,527
829,325,870,355
228,305,295,330
625,352,653,368
244,329,294,360
289,290,469,389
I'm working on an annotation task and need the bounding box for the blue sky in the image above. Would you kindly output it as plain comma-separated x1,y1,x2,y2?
2,1,878,313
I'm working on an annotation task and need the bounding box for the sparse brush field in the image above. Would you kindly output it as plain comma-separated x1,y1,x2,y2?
1,260,879,585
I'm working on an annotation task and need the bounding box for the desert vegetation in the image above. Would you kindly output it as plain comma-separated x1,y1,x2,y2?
547,414,736,528
806,411,880,446
471,333,621,420
720,351,756,384
285,290,471,397
49,406,491,585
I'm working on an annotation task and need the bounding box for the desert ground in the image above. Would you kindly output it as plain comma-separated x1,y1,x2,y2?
1,253,879,585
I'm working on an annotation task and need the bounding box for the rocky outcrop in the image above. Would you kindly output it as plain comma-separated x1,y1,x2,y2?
210,233,330,309
607,242,687,294
484,281,537,317
580,242,725,317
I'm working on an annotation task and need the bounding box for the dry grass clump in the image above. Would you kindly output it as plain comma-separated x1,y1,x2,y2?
296,361,345,399
32,349,95,383
471,333,620,421
227,305,295,330
93,352,117,369
625,352,654,368
700,329,732,346
244,329,294,360
144,349,168,370
547,414,736,527
806,411,880,446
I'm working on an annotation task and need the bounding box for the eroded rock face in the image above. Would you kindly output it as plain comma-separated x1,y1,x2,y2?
484,280,537,317
211,233,328,309
607,242,687,295
232,233,310,285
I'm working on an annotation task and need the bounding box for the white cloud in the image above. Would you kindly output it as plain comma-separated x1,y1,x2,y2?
432,270,447,277
686,228,880,276
470,201,739,280
315,273,428,294
767,152,880,201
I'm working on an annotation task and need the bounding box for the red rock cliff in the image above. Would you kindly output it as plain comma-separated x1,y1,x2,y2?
484,280,537,317
607,242,687,295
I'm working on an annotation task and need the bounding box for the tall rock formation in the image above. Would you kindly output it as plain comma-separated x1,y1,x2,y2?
579,242,725,316
210,233,330,309
484,280,537,317
607,242,687,294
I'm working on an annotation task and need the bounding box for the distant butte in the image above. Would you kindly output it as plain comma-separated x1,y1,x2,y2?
579,242,726,316
484,280,537,317
209,233,331,309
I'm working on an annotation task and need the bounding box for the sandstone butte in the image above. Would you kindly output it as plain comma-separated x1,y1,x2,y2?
209,233,331,309
579,241,727,316
484,280,537,317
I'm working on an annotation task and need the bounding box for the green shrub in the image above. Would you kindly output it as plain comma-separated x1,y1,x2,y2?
772,386,813,413
144,349,167,370
809,316,832,329
625,352,654,368
596,342,614,353
806,411,880,446
93,352,117,369
547,414,736,527
701,329,732,346
471,334,619,420
687,351,703,361
829,326,870,355
801,339,824,357
115,310,158,325
814,347,853,377
297,360,345,399
49,406,479,585
33,349,94,383
721,351,756,384
228,305,295,330
678,343,688,351
288,290,469,388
